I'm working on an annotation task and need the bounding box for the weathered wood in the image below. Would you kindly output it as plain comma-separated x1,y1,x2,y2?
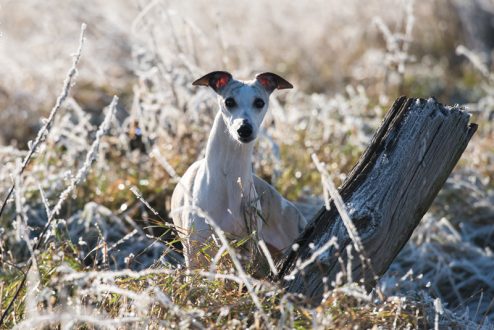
278,97,477,303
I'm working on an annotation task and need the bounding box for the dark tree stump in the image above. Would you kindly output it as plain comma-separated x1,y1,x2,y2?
278,96,478,303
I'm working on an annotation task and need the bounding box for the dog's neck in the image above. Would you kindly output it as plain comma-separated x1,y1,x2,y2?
205,111,255,199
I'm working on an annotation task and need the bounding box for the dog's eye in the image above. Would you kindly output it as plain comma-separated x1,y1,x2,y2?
253,98,265,109
225,97,236,109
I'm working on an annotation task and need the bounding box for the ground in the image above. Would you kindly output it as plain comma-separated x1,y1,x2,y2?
0,1,493,328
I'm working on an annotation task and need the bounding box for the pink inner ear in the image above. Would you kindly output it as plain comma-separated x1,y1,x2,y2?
258,77,272,89
215,75,230,90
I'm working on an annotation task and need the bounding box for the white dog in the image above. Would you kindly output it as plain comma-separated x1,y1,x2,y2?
171,71,307,268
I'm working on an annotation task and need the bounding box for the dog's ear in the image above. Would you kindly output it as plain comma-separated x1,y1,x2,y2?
255,72,293,93
192,71,232,92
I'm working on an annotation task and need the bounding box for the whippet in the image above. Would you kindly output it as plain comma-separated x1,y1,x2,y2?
171,71,307,268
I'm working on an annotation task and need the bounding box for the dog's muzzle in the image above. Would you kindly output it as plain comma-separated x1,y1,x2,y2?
237,121,254,142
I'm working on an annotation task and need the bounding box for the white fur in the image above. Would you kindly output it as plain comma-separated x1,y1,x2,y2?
171,74,307,268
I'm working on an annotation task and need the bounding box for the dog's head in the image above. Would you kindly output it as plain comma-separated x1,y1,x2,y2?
193,71,292,144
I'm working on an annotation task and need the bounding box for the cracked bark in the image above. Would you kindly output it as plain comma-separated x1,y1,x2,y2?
277,96,478,303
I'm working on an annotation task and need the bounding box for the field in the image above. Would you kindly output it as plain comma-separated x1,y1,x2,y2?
0,0,493,328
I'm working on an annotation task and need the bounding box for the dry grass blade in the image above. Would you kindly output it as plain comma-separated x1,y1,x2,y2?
0,23,87,219
311,153,384,300
0,95,118,326
49,96,118,219
1,1,493,328
259,240,278,276
311,154,365,253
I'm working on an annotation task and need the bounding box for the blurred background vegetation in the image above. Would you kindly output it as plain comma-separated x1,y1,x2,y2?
0,0,493,328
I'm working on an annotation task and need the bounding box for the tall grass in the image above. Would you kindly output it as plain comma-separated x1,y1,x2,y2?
0,0,493,328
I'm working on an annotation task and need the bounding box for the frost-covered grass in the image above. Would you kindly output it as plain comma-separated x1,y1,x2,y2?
1,0,494,329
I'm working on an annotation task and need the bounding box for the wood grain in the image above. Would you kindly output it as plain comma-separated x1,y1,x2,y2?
278,97,477,303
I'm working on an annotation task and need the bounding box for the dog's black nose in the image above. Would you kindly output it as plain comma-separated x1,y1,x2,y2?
237,122,253,139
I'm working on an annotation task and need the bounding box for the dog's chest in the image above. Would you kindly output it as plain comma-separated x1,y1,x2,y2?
196,176,262,239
